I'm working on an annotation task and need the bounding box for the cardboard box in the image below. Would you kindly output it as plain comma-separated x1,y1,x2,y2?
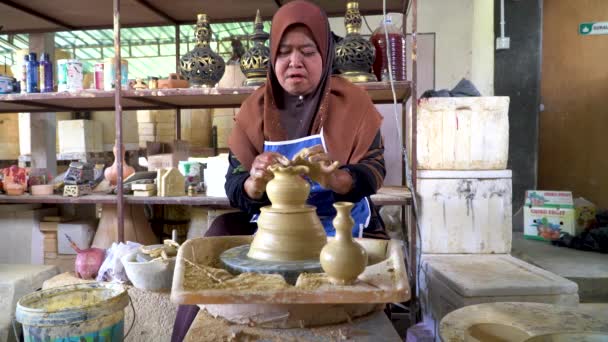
524,190,575,241
146,140,189,171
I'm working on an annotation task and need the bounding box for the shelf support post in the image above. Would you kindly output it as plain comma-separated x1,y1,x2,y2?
409,0,419,327
175,24,182,140
114,0,125,243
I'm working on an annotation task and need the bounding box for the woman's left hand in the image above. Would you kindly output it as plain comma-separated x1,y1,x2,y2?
292,145,353,194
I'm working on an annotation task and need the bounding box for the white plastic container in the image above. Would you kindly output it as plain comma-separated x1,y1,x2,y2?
420,254,579,339
57,221,96,254
408,96,509,170
416,170,513,254
203,153,229,198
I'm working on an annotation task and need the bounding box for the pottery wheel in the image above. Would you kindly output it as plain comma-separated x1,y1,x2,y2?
220,245,322,285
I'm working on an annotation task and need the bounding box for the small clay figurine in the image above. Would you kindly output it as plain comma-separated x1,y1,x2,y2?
133,78,148,90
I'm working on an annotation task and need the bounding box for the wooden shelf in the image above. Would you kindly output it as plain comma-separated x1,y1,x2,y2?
0,0,408,34
0,82,411,114
0,186,412,207
0,193,116,204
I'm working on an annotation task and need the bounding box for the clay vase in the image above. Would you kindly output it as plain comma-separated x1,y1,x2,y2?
248,165,327,261
320,202,368,285
265,165,310,208
104,144,135,186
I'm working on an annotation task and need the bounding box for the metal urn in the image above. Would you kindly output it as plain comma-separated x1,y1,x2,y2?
180,14,226,88
334,1,377,83
240,10,270,86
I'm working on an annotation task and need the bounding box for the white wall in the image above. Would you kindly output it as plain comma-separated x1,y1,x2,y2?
328,0,494,95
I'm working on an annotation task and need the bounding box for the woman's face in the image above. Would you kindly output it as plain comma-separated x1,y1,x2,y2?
274,26,323,96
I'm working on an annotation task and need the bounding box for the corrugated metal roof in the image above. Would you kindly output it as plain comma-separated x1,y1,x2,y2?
1,20,270,79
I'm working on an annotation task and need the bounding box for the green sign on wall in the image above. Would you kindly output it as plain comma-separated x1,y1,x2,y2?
579,22,608,35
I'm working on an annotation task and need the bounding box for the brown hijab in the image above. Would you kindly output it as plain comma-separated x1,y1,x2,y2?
228,0,382,170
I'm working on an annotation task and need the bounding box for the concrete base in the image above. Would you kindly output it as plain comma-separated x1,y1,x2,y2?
42,272,177,342
0,264,59,342
512,232,608,302
420,254,579,340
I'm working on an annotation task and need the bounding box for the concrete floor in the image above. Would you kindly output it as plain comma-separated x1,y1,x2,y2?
511,232,608,303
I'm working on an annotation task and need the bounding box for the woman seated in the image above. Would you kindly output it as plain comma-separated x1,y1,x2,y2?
172,1,387,340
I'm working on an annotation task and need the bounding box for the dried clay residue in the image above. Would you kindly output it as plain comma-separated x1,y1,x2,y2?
183,259,291,291
295,273,333,290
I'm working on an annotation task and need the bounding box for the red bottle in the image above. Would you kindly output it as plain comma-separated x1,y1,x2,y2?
370,15,407,82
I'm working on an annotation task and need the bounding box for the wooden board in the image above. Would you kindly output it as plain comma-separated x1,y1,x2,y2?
540,1,608,208
0,186,411,206
171,236,410,304
0,82,411,114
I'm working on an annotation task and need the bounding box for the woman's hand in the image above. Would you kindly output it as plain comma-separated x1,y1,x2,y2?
292,145,353,194
244,152,290,199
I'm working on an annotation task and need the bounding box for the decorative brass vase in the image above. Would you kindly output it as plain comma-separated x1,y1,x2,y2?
320,202,368,285
240,10,270,86
180,14,226,88
334,1,377,83
247,165,327,262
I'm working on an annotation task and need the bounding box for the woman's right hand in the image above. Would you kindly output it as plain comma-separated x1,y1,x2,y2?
244,152,289,199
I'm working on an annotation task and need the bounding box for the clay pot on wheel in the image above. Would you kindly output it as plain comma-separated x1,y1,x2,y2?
265,165,310,208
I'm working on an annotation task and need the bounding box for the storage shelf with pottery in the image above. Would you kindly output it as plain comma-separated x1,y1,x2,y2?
0,186,411,206
0,82,411,113
171,236,410,304
0,0,406,34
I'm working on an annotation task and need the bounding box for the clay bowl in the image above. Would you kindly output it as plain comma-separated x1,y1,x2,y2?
31,184,54,196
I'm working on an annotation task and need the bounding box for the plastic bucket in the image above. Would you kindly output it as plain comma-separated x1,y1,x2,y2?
15,283,129,342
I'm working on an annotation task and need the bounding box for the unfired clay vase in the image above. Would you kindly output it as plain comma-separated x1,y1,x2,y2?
104,144,135,186
320,202,368,285
247,165,327,261
265,165,310,208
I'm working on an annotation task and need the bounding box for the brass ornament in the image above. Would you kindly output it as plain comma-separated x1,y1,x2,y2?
334,2,377,83
180,14,226,88
240,10,270,87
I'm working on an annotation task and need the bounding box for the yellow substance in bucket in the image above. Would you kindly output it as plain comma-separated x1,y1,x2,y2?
16,283,129,342
30,288,108,311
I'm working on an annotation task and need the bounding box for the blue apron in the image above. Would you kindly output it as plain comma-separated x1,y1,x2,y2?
259,130,371,237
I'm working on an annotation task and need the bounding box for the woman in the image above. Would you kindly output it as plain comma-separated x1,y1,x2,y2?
172,1,386,340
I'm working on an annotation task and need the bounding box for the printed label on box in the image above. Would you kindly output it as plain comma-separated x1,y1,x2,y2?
524,190,575,241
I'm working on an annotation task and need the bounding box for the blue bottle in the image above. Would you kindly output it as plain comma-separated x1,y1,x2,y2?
39,53,53,92
26,52,39,93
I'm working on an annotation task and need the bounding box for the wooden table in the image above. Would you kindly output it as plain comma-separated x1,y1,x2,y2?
186,309,402,342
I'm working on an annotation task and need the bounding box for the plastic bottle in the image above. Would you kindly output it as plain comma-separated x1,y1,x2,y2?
20,54,28,94
370,15,407,82
39,53,53,92
26,52,39,93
